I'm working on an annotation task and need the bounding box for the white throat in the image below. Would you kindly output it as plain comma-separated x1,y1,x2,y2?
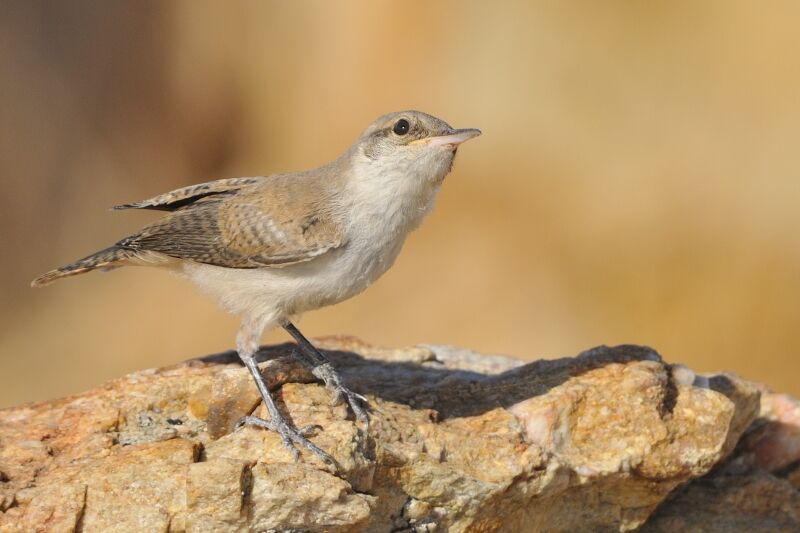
342,146,449,240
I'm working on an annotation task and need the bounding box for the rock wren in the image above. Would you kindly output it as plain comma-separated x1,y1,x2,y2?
32,110,481,464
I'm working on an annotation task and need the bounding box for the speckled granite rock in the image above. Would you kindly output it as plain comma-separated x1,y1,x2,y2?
0,338,785,532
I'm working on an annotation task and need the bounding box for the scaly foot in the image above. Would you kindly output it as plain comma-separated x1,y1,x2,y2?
234,414,335,465
312,362,370,429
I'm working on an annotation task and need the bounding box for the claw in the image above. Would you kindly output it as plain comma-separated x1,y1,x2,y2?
353,392,369,403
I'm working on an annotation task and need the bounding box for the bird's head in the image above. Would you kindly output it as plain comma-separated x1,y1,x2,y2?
352,110,481,186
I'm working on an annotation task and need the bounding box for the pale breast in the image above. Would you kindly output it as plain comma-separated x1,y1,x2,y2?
181,160,442,321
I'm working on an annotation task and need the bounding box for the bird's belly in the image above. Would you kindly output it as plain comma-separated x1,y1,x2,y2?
289,236,406,312
180,235,406,320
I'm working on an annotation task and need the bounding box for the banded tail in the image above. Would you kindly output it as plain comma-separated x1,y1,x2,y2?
31,246,138,288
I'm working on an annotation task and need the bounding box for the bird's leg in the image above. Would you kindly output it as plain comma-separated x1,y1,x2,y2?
282,321,369,428
233,316,336,465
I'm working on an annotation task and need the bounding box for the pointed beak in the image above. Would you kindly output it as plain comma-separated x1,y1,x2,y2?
427,128,482,148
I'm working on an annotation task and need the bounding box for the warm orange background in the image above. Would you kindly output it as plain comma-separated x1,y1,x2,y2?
2,2,799,407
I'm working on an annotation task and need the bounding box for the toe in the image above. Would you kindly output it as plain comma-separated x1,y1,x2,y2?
283,437,301,462
231,413,338,468
329,389,346,407
298,424,323,437
285,429,336,465
348,394,370,417
234,415,257,430
234,415,276,432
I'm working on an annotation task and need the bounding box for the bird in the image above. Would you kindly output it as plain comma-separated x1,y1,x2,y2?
31,110,481,465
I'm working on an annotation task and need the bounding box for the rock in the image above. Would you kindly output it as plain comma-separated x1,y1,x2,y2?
0,337,791,532
641,467,800,533
642,385,800,532
745,389,800,473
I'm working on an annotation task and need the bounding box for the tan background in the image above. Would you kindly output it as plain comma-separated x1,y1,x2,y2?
2,1,799,407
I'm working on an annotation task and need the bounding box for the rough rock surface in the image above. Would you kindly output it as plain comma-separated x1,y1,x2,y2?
0,337,796,532
642,386,800,532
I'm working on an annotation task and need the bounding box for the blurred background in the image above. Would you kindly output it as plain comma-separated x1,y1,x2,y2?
2,1,799,407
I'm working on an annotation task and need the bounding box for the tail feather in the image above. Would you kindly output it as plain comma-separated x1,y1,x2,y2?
31,246,136,287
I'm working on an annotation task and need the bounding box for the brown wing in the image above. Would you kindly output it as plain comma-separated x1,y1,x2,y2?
116,174,345,268
112,177,262,211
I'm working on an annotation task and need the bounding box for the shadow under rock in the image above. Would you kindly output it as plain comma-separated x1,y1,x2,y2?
200,343,663,421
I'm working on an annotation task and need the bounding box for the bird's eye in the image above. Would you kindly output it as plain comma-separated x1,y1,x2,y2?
393,119,410,135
